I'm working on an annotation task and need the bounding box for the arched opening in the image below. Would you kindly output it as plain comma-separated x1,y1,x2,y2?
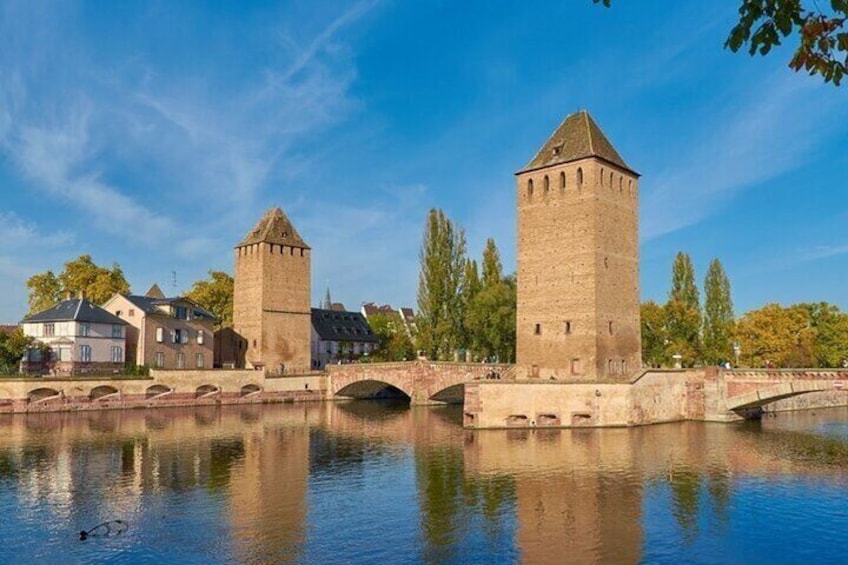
90,385,119,401
429,383,465,404
600,168,604,185
145,384,172,400
609,171,614,187
336,379,411,402
28,388,61,403
196,384,220,399
559,171,566,191
240,384,261,397
543,175,549,193
577,167,583,185
619,176,624,193
527,178,534,198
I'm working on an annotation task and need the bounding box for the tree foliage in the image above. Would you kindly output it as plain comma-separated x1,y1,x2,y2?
466,274,517,363
26,255,131,313
367,312,415,362
417,209,467,360
481,238,502,288
665,252,701,367
185,271,234,330
594,0,848,85
702,259,735,365
641,301,669,368
0,328,34,373
736,302,848,368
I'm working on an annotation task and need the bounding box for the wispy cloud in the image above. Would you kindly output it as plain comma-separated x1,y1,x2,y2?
641,72,847,241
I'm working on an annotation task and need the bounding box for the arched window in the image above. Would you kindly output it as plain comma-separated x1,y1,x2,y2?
577,167,583,185
628,180,633,196
528,178,534,198
559,172,566,190
543,175,549,193
600,168,604,185
609,171,614,187
619,176,623,193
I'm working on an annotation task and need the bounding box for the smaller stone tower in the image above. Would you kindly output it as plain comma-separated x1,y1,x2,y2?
233,207,311,374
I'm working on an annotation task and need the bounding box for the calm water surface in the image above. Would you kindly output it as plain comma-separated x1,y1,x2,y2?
0,401,846,564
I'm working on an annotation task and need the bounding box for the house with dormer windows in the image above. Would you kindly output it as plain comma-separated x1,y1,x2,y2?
103,284,215,370
21,297,127,374
310,308,377,369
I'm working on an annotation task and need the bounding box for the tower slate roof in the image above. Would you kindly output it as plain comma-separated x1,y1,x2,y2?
519,110,636,175
237,207,310,249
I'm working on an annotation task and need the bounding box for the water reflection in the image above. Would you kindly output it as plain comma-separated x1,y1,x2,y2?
0,403,845,563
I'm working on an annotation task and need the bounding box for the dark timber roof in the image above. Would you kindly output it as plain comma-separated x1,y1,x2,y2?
311,308,377,343
237,207,310,249
23,299,127,325
519,110,636,175
123,295,215,320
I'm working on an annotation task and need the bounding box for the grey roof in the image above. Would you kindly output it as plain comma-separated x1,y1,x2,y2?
124,295,216,320
519,110,636,175
23,299,127,325
237,207,310,249
311,308,377,343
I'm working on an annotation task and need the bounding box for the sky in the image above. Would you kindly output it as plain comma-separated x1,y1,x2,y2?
1,0,846,323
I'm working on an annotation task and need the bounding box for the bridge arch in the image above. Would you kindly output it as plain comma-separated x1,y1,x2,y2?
240,384,261,397
196,384,220,399
28,387,61,403
725,381,841,413
428,383,465,404
145,384,172,400
90,385,119,401
335,379,412,401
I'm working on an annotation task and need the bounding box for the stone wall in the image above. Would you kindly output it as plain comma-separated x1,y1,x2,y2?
515,158,640,382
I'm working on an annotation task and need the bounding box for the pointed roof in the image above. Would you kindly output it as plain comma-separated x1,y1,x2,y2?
145,283,166,299
519,110,637,175
237,207,310,249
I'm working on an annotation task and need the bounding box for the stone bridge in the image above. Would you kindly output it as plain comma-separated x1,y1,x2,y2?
327,361,515,405
711,368,848,419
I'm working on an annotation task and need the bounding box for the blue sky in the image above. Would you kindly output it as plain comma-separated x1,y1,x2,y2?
1,0,846,323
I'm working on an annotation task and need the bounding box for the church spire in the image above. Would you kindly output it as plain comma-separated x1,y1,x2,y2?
321,287,333,310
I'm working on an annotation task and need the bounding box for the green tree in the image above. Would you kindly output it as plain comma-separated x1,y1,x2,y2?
185,271,234,330
459,259,482,351
481,238,502,288
797,302,848,367
641,301,669,367
736,303,817,367
26,255,131,313
465,275,517,363
0,328,35,373
367,312,415,362
665,252,702,366
702,259,735,366
594,0,848,85
417,209,467,360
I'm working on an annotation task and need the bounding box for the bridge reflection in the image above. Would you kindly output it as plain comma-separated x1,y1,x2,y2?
0,403,845,563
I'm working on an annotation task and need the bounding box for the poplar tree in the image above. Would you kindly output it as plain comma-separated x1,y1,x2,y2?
416,209,467,360
465,239,516,362
481,238,502,287
665,252,701,366
702,259,735,365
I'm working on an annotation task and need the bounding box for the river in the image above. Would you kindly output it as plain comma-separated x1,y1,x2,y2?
0,401,846,564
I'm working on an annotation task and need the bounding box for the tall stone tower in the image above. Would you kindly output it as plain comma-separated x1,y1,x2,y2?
233,207,311,374
515,110,640,381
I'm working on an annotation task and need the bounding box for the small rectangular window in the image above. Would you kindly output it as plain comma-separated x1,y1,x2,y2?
156,327,164,343
175,306,188,320
197,330,204,345
155,351,165,368
176,352,185,369
534,323,541,335
565,321,572,335
112,325,123,338
80,345,92,363
128,309,135,317
608,321,614,335
44,323,55,337
80,323,91,337
571,358,581,375
608,359,615,374
111,346,123,363
196,353,205,368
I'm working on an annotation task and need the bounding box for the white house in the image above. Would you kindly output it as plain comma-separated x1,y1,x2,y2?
21,298,128,374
